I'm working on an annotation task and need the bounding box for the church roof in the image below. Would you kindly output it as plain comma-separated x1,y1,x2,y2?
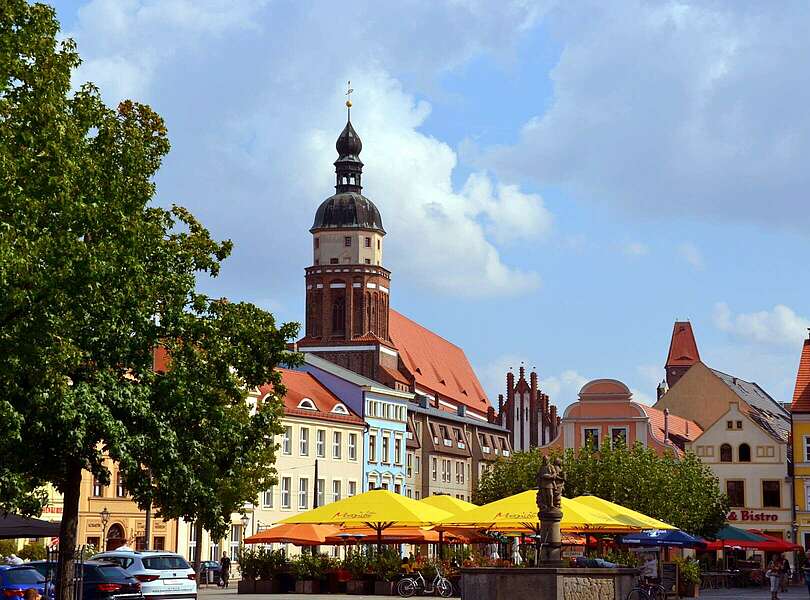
389,309,489,415
792,335,810,413
310,191,385,234
666,321,700,367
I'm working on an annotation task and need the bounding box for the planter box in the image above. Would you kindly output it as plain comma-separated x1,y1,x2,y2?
373,581,395,595
346,579,371,595
254,579,278,594
237,579,256,594
679,583,700,598
294,580,321,594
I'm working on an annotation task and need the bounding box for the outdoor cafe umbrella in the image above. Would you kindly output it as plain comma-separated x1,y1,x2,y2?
421,494,478,556
703,525,800,552
573,496,676,531
0,514,60,539
278,489,453,551
621,529,706,548
243,523,339,546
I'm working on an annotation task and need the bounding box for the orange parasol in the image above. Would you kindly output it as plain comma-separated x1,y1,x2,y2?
243,523,339,546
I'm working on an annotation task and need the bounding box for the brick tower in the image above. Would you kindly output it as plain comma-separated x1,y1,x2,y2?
298,107,393,379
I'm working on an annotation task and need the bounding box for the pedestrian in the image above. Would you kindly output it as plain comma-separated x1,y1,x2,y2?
803,550,810,597
780,554,791,592
219,553,231,589
767,558,781,600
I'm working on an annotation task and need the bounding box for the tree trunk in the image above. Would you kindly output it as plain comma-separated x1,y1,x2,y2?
56,462,82,600
144,504,152,551
192,520,204,587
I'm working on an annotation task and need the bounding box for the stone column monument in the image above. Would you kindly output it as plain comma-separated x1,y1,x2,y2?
536,456,565,565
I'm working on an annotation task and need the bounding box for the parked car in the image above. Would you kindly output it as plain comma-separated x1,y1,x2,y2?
29,560,142,600
198,561,220,585
0,565,54,600
90,551,196,600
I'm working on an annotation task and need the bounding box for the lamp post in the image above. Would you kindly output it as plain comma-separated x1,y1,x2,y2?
100,506,110,552
240,514,249,548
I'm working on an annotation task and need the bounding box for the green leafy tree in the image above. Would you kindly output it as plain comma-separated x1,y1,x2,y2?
0,3,298,599
475,442,728,537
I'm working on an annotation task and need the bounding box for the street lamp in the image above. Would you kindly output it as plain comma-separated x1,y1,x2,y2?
100,506,110,552
240,514,249,542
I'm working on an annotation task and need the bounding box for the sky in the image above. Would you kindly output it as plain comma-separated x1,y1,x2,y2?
48,0,810,410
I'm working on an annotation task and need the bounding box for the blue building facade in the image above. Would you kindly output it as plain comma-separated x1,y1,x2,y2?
298,353,412,495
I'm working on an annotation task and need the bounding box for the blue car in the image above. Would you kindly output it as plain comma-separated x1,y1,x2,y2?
0,566,54,600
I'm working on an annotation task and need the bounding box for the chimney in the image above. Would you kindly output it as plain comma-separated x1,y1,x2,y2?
657,379,668,400
663,408,670,445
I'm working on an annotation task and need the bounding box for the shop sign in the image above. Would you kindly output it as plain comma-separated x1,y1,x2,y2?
42,506,63,514
727,510,780,522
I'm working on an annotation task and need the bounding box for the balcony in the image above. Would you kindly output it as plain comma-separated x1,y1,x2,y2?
457,442,465,449
443,439,452,447
482,446,491,454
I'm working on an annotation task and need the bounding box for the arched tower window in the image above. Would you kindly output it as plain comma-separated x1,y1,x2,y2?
332,295,345,335
720,443,732,462
738,443,751,462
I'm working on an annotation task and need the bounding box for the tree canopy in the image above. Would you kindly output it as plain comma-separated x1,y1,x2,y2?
1,2,298,597
474,443,729,538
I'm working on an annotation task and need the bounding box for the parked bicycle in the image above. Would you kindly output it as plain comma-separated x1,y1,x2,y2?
625,577,666,600
397,566,453,597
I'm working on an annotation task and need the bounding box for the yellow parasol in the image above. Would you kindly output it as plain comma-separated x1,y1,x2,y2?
572,496,675,531
278,489,453,550
439,490,633,533
420,495,478,515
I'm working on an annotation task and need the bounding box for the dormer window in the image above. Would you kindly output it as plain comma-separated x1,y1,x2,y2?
332,404,349,415
297,398,317,411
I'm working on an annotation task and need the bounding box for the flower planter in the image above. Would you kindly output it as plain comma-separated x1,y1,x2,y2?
679,583,700,598
254,579,277,594
294,580,321,594
373,580,395,595
346,579,370,595
237,579,256,594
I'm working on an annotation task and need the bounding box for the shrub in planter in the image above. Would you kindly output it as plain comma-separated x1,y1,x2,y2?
291,552,332,593
236,579,256,594
370,548,402,595
674,557,701,598
343,550,371,594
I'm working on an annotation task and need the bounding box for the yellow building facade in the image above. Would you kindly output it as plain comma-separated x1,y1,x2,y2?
791,334,810,548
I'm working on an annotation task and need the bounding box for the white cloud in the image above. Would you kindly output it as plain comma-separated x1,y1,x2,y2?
622,241,648,257
630,388,654,406
540,370,589,410
678,242,704,269
487,2,810,231
64,0,546,298
713,302,810,346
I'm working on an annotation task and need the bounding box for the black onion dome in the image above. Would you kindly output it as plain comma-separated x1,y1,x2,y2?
310,192,385,234
336,120,362,158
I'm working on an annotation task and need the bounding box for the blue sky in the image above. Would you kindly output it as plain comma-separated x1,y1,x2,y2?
49,0,810,409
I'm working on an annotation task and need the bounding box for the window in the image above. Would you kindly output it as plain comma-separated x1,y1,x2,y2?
297,398,316,410
727,420,733,430
415,455,421,474
300,427,309,456
92,477,104,497
348,481,357,497
394,483,401,494
736,421,743,429
153,536,165,551
763,481,781,508
230,524,241,558
298,478,309,509
415,490,421,500
281,477,291,509
186,523,196,562
726,480,745,507
332,404,349,414
282,426,292,455
610,428,628,447
262,487,274,508
365,237,371,248
584,428,599,450
316,429,326,458
364,259,371,264
316,478,325,507
456,461,463,484
369,434,377,462
407,452,413,478
431,457,438,481
739,443,751,462
349,433,357,460
332,480,342,502
330,258,338,264
804,436,810,462
382,435,390,463
344,236,351,247
115,473,126,498
332,296,345,334
314,238,319,249
209,541,219,562
332,431,342,459
377,239,381,250
720,443,732,462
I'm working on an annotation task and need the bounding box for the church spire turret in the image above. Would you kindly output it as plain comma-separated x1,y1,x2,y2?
335,81,363,193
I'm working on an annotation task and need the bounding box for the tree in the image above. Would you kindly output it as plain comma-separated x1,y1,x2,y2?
474,442,729,537
0,3,299,599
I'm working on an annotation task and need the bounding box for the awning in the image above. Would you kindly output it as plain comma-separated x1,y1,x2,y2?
0,514,61,539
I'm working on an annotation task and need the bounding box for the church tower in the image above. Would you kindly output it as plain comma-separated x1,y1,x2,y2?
299,102,393,379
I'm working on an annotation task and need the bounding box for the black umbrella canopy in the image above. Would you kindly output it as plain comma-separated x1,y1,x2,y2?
0,514,60,539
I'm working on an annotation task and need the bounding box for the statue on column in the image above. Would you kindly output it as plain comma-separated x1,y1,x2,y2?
536,455,556,513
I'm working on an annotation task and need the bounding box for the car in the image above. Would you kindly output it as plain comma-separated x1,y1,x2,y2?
29,560,142,600
0,565,54,600
90,551,196,600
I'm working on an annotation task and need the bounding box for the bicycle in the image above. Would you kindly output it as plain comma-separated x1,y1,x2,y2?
397,566,453,597
625,577,666,600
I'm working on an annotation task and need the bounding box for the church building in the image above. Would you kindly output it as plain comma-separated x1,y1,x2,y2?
496,366,559,451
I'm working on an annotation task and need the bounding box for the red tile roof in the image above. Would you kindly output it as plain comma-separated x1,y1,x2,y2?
643,405,702,443
388,309,489,415
666,321,700,367
258,369,364,425
792,335,810,412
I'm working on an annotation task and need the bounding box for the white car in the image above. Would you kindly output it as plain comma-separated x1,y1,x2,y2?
91,551,196,600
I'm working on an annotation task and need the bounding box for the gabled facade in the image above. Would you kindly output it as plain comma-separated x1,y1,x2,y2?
791,333,810,548
496,366,559,451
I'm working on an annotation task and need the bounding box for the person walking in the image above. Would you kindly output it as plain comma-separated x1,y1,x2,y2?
767,557,782,600
780,555,791,593
219,553,231,589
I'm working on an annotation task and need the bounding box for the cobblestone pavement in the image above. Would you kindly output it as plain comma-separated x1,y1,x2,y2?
200,583,808,599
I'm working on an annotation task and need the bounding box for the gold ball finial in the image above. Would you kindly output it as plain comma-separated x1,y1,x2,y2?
346,100,352,108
